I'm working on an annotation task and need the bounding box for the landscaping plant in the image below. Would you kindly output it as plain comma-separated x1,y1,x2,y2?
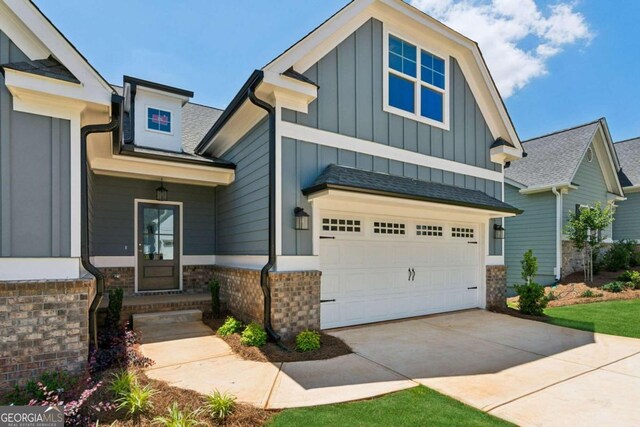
520,249,538,284
108,370,135,398
618,270,640,289
580,289,603,298
514,250,547,316
603,242,632,272
603,281,625,293
115,381,156,420
295,330,321,352
217,316,243,337
106,287,124,328
152,402,201,427
204,390,236,421
240,322,267,347
209,279,221,318
565,202,614,283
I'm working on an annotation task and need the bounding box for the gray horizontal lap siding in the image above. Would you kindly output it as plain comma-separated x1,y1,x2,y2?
505,184,557,291
282,18,500,173
1,30,71,257
562,146,611,238
613,192,640,240
282,138,503,256
215,118,269,255
90,174,215,256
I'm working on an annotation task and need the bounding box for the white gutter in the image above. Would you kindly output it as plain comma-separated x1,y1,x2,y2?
551,186,563,280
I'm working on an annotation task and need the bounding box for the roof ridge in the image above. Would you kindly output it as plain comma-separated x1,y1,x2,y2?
614,136,640,145
522,118,603,144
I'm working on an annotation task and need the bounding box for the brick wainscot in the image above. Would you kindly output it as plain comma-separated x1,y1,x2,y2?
486,265,507,311
0,276,96,393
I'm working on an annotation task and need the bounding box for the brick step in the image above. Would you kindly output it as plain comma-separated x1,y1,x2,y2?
133,309,202,328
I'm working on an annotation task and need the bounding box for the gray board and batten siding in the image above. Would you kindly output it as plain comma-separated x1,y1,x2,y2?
280,18,503,256
89,174,215,257
1,30,72,257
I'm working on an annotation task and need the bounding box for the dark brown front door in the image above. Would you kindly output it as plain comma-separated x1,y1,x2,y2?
138,203,180,291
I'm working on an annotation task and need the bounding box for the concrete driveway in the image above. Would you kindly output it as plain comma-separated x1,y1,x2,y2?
331,310,640,427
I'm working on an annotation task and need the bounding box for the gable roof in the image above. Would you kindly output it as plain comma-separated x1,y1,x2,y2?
303,164,521,214
505,120,601,188
615,137,640,188
0,55,78,83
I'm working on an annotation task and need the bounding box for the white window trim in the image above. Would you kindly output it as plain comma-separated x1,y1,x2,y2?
383,26,451,131
145,105,174,135
134,199,183,293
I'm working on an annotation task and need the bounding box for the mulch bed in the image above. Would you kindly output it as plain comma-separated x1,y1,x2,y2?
507,267,640,309
204,316,352,363
96,370,274,427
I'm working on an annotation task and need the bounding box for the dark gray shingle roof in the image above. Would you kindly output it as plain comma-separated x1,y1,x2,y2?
1,56,79,84
505,120,601,188
303,164,521,214
615,137,640,187
181,103,223,154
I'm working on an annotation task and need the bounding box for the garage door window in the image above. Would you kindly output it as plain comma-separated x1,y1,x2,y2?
373,221,406,235
451,227,474,238
322,218,361,233
416,224,443,237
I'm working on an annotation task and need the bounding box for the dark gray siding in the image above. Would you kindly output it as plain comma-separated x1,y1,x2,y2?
613,192,640,240
90,174,215,256
215,119,269,255
1,30,71,257
282,138,503,256
505,184,557,291
282,18,500,173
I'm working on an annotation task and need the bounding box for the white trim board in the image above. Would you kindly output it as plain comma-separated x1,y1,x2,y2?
280,121,503,182
0,258,80,281
90,255,216,268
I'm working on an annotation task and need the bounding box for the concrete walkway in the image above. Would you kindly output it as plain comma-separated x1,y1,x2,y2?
140,310,640,426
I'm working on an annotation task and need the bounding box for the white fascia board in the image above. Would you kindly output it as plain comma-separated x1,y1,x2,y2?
281,121,503,183
504,177,526,190
0,258,81,280
519,183,577,195
5,0,113,104
594,126,624,196
0,1,49,59
623,185,640,194
490,145,522,164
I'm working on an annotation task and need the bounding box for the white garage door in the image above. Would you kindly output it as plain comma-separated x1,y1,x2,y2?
320,215,481,329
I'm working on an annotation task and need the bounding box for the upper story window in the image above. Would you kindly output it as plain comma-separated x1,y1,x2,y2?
147,107,172,134
385,33,448,129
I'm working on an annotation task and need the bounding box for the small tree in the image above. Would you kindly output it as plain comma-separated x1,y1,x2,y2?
565,202,614,283
521,249,538,284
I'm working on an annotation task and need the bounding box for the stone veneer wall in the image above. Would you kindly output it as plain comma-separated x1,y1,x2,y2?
0,276,96,393
486,265,507,311
101,265,215,296
212,266,321,339
562,241,615,279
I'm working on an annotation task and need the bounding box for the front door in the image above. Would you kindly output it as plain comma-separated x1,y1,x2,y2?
137,203,180,291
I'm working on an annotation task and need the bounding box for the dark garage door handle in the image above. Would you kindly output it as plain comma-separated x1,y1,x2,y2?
320,299,336,303
467,286,478,290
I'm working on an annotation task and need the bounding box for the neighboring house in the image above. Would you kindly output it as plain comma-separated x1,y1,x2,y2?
0,0,524,391
613,138,640,240
504,119,624,291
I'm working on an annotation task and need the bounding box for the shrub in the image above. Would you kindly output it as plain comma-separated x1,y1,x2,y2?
240,322,267,347
210,280,221,318
115,381,155,419
580,289,603,298
296,330,321,352
603,281,625,293
217,316,243,337
3,371,77,405
546,291,558,302
520,249,538,284
204,390,236,420
617,270,640,289
109,370,136,398
90,322,154,373
106,288,124,328
592,252,604,276
514,282,548,316
603,242,632,272
152,402,201,427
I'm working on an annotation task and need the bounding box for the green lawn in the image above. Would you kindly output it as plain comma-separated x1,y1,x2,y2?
268,386,514,427
545,299,640,338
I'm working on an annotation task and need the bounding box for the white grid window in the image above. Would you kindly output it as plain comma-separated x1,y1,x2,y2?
416,225,443,237
451,227,474,238
374,221,406,235
322,218,361,233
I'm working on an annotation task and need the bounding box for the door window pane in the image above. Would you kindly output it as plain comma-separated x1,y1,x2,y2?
142,206,175,261
158,209,174,234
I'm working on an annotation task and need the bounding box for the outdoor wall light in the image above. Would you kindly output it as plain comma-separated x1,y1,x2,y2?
493,223,505,240
294,207,310,230
156,178,168,201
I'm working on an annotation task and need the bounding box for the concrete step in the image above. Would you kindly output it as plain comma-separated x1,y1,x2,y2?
133,309,202,329
137,321,214,344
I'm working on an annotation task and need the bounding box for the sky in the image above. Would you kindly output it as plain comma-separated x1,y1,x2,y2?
34,0,640,142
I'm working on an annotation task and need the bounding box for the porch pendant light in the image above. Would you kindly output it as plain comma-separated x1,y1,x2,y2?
493,223,505,240
156,178,168,201
294,207,310,230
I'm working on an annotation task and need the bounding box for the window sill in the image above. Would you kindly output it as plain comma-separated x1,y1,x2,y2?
383,104,450,131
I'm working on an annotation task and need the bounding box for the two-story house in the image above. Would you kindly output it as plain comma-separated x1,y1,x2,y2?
0,0,523,391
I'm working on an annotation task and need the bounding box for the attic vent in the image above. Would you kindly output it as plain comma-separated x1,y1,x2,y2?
587,147,594,162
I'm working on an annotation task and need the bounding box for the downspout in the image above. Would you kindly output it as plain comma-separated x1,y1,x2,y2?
551,186,563,281
123,82,135,145
247,85,281,342
84,95,123,348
